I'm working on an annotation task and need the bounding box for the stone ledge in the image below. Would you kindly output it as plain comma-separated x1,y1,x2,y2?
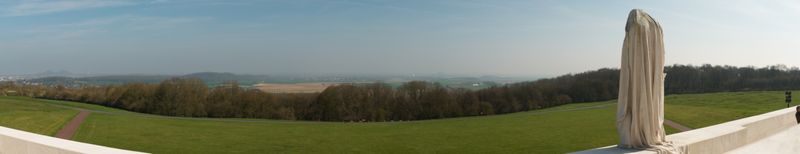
0,126,146,154
571,145,656,154
574,106,798,154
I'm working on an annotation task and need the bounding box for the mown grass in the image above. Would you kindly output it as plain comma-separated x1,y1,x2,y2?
0,90,796,153
0,97,78,135
664,91,797,128
73,101,619,154
664,124,680,134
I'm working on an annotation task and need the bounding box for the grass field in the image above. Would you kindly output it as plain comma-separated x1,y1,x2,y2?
0,97,78,135
253,83,338,93
73,101,618,154
0,91,796,153
664,91,794,128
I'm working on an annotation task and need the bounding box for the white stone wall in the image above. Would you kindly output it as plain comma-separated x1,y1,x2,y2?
0,126,146,154
575,106,799,154
667,106,797,153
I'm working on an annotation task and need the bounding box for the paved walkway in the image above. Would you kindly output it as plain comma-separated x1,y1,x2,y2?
55,111,91,140
728,125,800,154
664,119,692,132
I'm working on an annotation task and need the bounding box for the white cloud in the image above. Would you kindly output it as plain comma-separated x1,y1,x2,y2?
2,0,138,17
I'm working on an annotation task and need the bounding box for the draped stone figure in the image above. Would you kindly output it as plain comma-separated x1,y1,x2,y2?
616,9,680,153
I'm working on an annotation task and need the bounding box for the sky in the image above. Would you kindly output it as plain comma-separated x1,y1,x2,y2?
1,0,800,77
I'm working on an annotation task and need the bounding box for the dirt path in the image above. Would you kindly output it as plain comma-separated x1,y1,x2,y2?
55,111,91,140
664,119,692,132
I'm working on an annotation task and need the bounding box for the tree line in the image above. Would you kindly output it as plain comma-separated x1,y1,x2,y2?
2,64,800,121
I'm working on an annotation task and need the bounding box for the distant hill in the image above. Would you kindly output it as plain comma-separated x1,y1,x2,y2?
26,72,272,87
181,72,270,86
24,72,516,89
35,70,75,77
183,72,239,80
26,75,172,86
24,70,92,78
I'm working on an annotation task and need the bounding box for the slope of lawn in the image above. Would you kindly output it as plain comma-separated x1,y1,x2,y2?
0,90,796,153
73,101,619,154
664,91,796,128
0,97,78,135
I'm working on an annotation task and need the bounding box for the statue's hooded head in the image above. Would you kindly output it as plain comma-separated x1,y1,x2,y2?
625,9,661,34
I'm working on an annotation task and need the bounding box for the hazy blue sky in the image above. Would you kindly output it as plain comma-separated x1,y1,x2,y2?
1,0,799,76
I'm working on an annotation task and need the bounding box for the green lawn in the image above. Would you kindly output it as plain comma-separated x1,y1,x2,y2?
72,101,620,154
664,91,796,128
0,91,796,153
0,97,78,135
664,124,680,134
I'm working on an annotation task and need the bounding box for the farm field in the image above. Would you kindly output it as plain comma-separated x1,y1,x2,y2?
252,79,499,93
253,83,338,93
0,91,795,153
